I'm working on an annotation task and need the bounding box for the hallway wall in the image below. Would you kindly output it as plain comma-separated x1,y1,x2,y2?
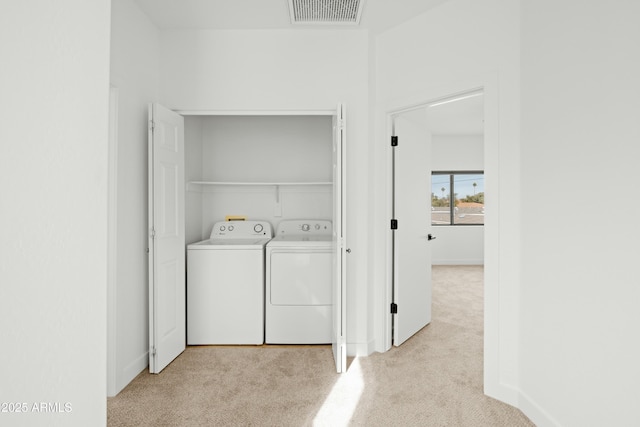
372,0,521,406
158,29,373,355
375,0,640,425
519,1,640,425
0,1,111,426
109,0,161,396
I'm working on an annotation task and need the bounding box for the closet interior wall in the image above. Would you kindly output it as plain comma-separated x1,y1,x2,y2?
184,115,334,243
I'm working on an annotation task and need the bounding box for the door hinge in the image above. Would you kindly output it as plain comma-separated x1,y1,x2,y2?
391,136,398,146
149,120,155,131
391,303,398,314
150,228,156,239
390,219,398,230
151,347,156,356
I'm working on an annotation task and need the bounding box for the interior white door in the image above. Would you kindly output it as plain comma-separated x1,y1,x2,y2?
392,109,433,346
148,103,186,373
332,104,347,372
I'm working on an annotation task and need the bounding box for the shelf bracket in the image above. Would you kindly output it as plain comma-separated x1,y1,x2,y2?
274,185,282,217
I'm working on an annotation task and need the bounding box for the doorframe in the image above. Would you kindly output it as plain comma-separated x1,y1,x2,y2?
380,76,504,398
174,106,346,373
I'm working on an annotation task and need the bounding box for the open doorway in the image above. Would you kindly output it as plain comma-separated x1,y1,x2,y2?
428,91,484,266
387,88,485,348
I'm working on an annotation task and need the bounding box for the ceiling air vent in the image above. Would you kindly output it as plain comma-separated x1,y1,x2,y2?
288,0,365,25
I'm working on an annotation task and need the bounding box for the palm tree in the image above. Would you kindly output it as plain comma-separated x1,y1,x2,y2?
441,187,446,200
473,182,477,195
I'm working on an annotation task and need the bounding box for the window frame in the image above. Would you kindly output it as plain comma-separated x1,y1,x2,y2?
431,170,484,226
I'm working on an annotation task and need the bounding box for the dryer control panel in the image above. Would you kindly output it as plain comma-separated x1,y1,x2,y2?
210,220,273,239
275,220,332,236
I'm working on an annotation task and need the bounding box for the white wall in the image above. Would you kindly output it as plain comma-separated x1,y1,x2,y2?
373,0,522,407
0,1,111,426
431,134,483,171
159,29,373,354
431,134,484,265
431,226,484,265
159,30,367,112
109,0,160,396
375,1,640,425
519,1,640,425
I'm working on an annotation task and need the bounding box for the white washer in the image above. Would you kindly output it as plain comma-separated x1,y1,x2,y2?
265,220,332,344
187,220,272,345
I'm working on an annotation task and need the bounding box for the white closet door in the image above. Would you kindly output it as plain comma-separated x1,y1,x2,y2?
148,103,186,373
332,104,347,373
393,109,433,346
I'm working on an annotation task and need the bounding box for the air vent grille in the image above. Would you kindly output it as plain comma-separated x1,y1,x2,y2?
288,0,365,25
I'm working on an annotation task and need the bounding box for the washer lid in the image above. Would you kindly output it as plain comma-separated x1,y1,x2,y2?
188,237,272,249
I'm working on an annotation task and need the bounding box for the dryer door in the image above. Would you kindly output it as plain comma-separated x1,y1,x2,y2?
270,251,332,306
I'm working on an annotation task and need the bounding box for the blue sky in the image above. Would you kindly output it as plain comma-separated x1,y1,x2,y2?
432,174,484,198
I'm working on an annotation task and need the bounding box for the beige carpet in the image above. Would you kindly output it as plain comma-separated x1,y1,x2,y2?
108,265,534,426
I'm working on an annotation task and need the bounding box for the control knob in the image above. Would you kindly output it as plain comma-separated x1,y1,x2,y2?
302,223,310,232
254,223,264,233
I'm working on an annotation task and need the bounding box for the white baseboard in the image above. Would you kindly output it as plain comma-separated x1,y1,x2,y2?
518,389,562,427
432,259,484,265
347,339,376,357
114,351,148,396
484,381,520,408
485,381,561,427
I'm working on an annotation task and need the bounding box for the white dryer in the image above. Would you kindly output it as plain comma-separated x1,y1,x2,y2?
187,220,272,345
265,220,332,344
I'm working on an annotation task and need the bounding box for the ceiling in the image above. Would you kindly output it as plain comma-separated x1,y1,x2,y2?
133,0,449,33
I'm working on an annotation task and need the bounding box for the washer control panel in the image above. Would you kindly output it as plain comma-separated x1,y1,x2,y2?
276,220,332,236
209,220,273,239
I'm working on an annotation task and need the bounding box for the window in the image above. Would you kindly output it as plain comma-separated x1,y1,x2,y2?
432,172,484,225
